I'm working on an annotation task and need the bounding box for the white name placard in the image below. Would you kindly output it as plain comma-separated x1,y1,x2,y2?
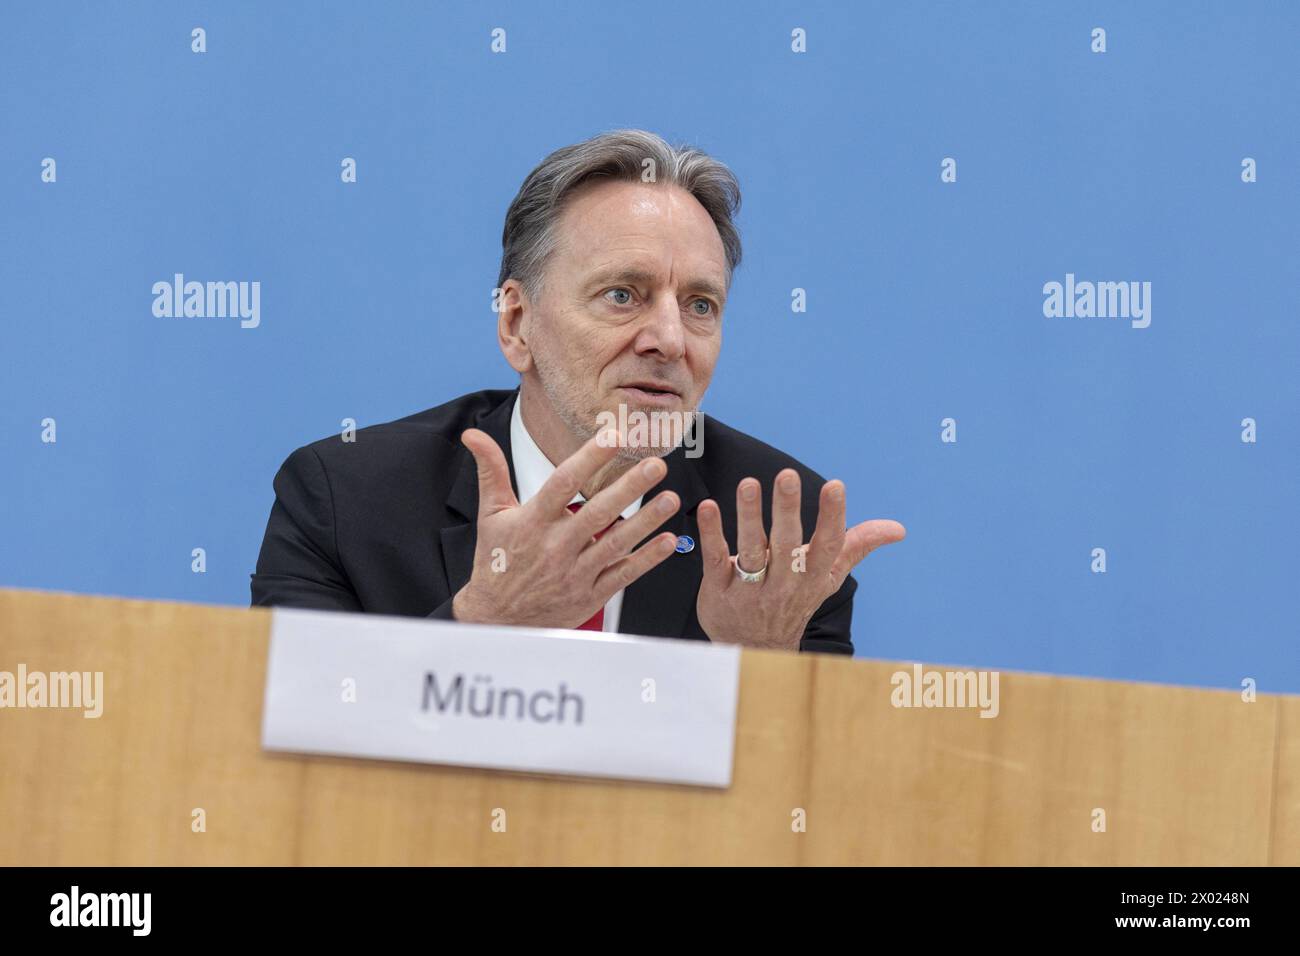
261,608,741,788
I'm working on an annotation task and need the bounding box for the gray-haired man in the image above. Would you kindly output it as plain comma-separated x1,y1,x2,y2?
252,129,905,653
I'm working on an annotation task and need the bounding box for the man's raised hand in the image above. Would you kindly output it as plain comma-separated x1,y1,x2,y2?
695,469,905,649
451,427,681,629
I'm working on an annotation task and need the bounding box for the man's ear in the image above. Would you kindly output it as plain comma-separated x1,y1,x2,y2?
497,280,533,373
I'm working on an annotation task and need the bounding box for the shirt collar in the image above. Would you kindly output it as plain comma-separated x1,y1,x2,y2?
509,392,644,519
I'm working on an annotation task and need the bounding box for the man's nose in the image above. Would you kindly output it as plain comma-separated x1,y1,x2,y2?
633,296,687,361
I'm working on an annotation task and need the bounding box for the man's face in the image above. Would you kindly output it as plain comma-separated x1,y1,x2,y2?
519,179,728,459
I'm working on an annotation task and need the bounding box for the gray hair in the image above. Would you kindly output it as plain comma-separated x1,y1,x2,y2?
497,129,743,303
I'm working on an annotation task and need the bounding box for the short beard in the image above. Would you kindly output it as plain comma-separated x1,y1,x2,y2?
533,361,685,462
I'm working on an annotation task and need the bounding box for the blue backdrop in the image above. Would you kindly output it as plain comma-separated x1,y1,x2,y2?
3,1,1296,693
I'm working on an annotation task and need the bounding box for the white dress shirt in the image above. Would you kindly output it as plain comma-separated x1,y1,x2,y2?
509,394,644,632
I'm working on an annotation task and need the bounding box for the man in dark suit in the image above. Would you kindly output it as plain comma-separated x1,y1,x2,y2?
251,129,905,654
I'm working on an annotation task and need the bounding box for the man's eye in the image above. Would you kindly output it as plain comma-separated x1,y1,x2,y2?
605,288,633,306
691,298,715,316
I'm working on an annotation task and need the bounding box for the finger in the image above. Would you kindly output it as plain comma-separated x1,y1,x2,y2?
806,480,848,579
696,498,733,592
578,489,679,572
570,455,667,542
734,477,768,575
830,519,907,583
768,468,803,582
461,428,519,517
592,532,678,603
532,427,623,516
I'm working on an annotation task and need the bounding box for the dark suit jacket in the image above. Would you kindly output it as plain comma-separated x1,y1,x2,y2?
250,388,857,654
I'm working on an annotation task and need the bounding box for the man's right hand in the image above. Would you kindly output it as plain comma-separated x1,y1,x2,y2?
451,427,682,629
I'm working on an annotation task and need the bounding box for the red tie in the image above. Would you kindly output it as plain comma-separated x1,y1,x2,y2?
567,501,622,631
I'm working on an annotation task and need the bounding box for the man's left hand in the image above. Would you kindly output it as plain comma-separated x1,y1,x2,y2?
695,469,905,650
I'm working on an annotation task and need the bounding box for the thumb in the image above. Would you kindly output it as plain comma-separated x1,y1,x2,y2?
832,519,906,580
461,428,519,517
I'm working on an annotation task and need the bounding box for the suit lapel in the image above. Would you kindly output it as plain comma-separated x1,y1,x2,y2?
440,390,518,599
439,391,710,639
618,444,710,639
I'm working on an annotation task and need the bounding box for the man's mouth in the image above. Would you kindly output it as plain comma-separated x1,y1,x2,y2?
621,381,680,397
